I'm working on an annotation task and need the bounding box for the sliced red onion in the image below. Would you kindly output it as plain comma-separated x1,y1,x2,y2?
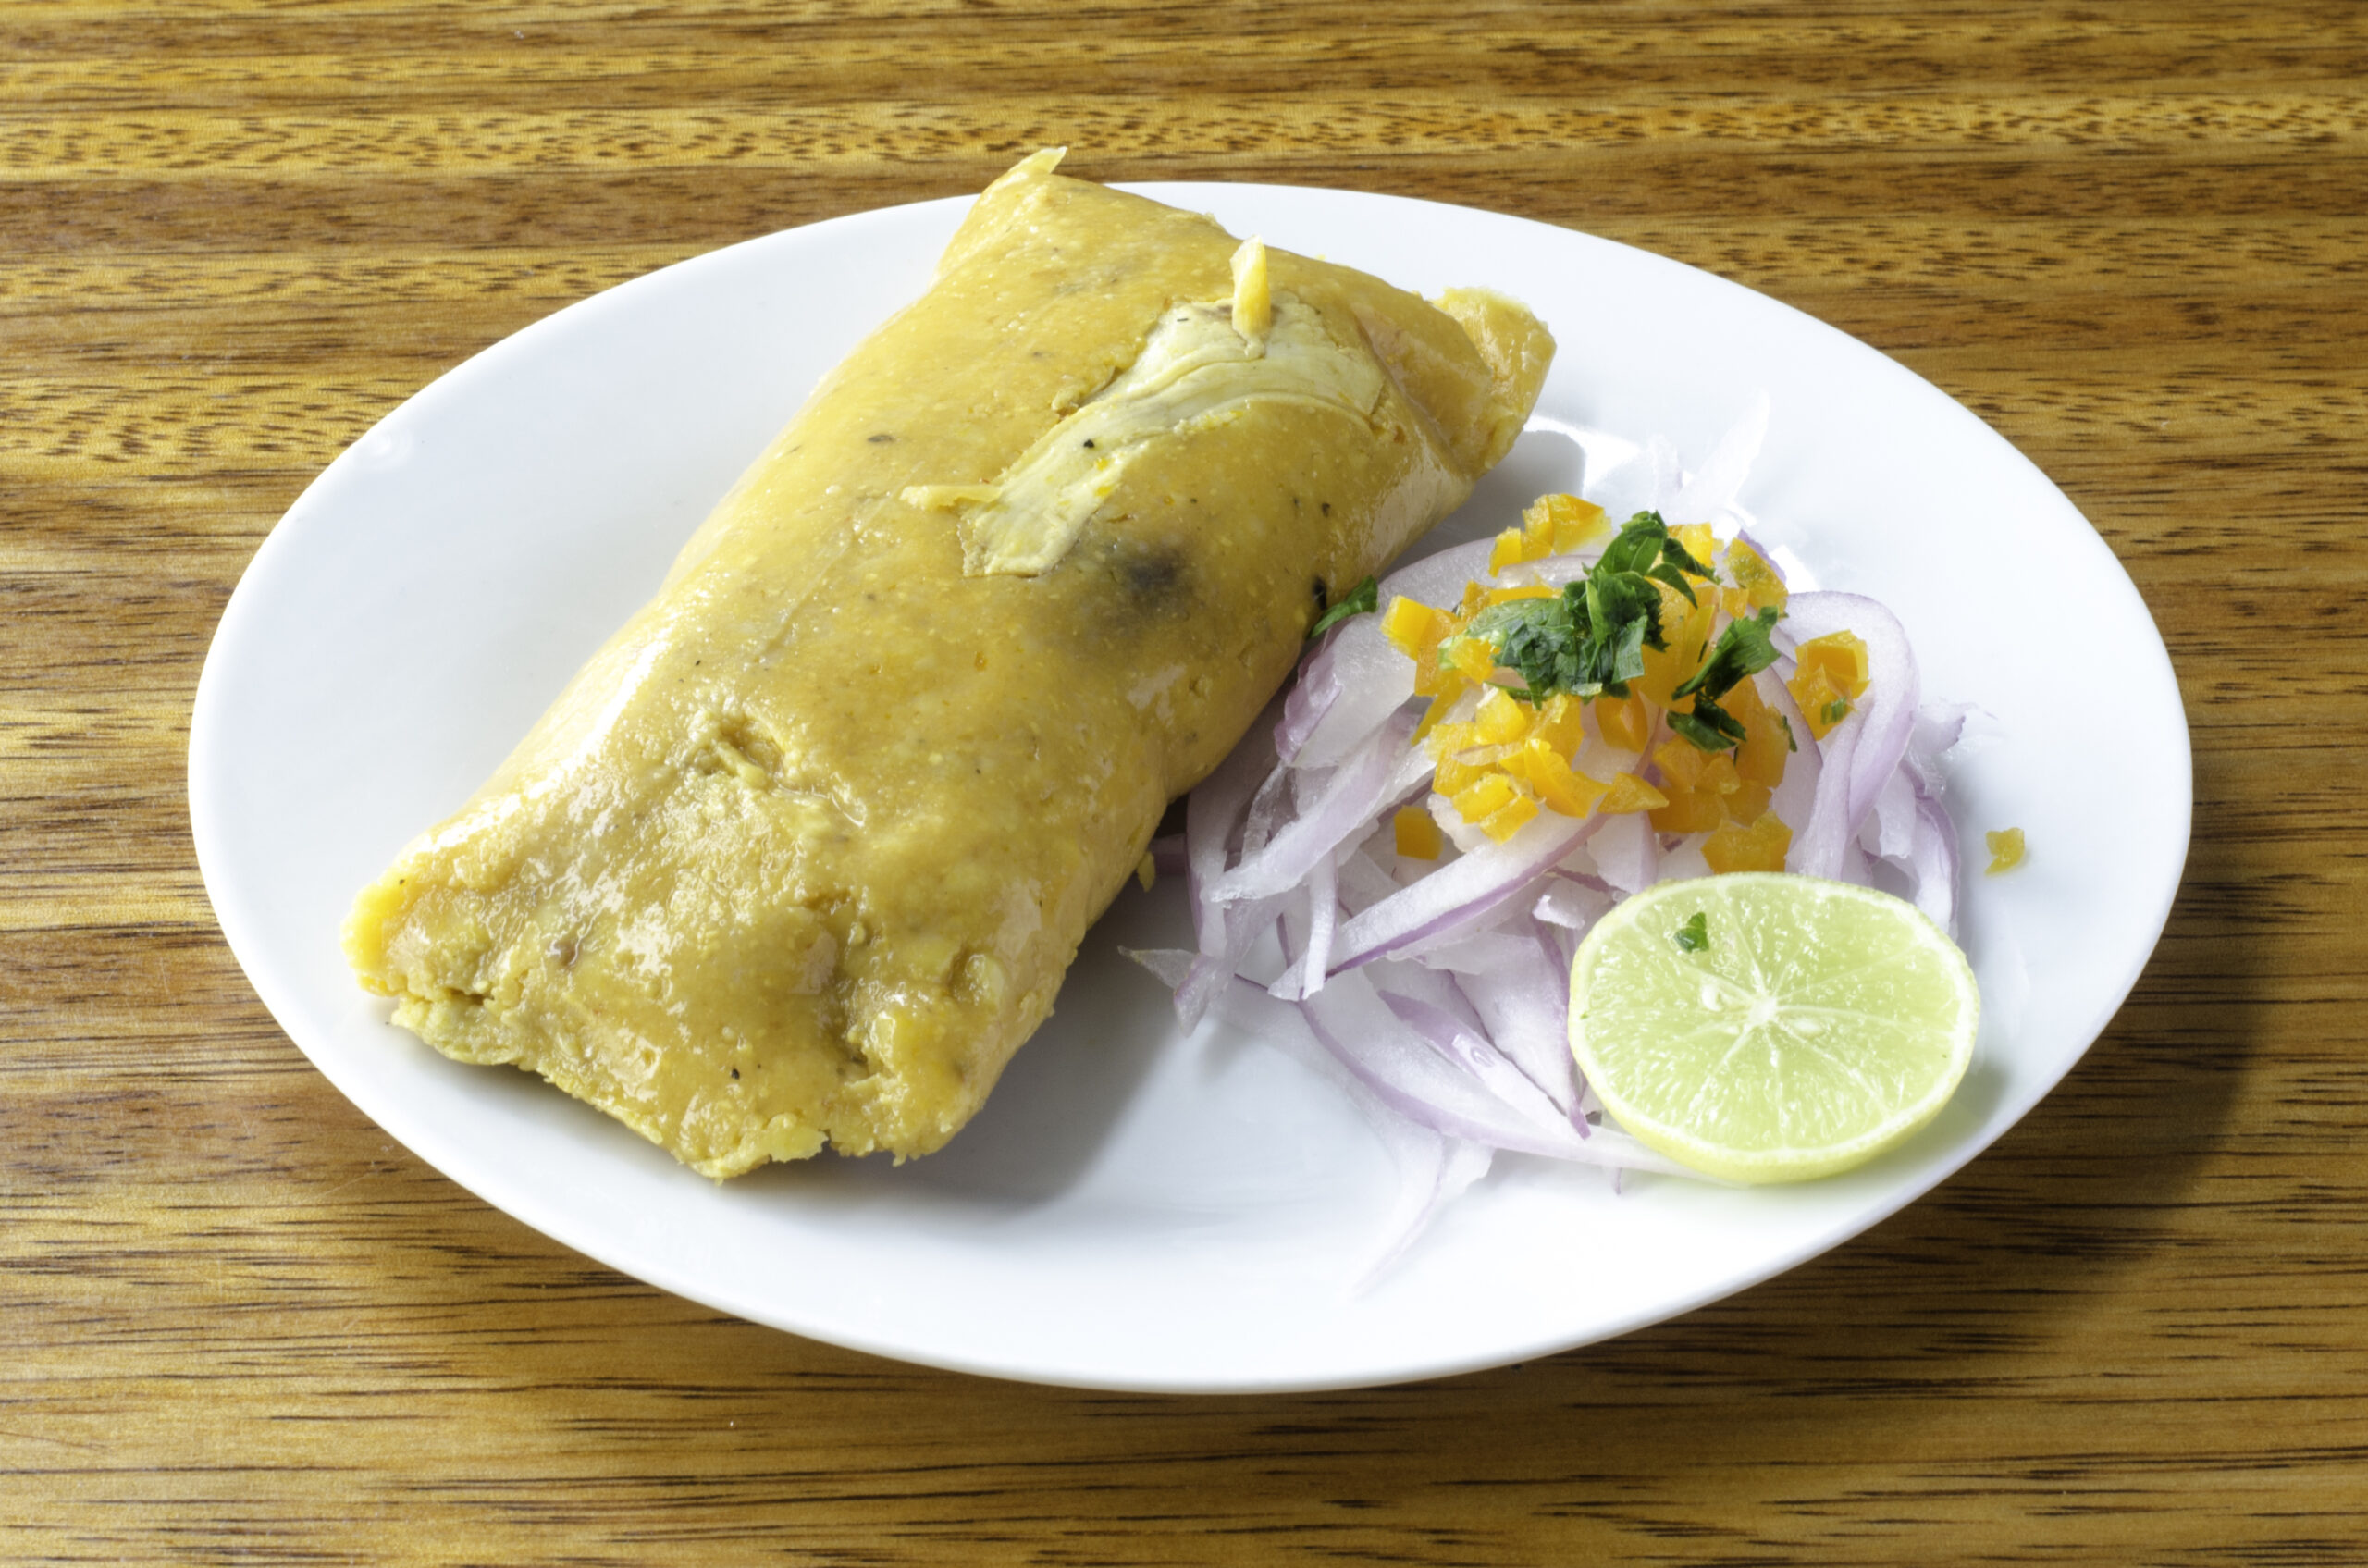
1377,989,1578,1137
1363,957,1487,1032
1125,946,1199,990
1141,423,1989,1282
1288,629,1414,771
1587,810,1658,895
1176,887,1286,1031
1906,698,1975,796
1350,1137,1495,1291
1380,536,1498,609
1403,928,1545,976
1335,844,1405,915
1295,851,1340,999
1287,536,1543,770
1658,835,1713,883
1241,760,1293,858
1174,960,1517,1284
1534,872,1614,932
1758,668,1822,843
1868,765,1919,863
1320,809,1598,976
1301,968,1646,1164
1905,785,1960,935
1185,695,1280,954
1451,924,1583,1117
1782,592,1918,882
1212,707,1420,904
1273,627,1347,765
1663,393,1768,527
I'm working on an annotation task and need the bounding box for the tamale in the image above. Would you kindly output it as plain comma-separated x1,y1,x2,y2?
344,152,1553,1176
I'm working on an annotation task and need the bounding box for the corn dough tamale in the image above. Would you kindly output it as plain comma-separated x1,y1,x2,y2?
344,152,1554,1177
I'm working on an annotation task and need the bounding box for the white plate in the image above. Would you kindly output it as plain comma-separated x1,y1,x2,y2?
190,183,2189,1393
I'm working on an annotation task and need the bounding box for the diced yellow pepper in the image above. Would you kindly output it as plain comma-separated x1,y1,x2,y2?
1487,527,1528,576
1639,583,1717,710
1424,720,1477,760
1722,538,1789,618
1725,680,1791,790
1515,738,1610,818
1790,664,1851,740
1382,596,1453,660
1452,772,1520,823
1524,493,1610,554
1796,630,1870,699
1455,742,1521,769
1479,791,1541,843
1529,691,1588,759
1985,826,2027,874
1652,736,1708,793
1596,691,1652,752
1724,781,1773,825
1671,522,1717,574
1521,504,1557,562
1648,788,1727,834
1482,583,1557,607
1705,811,1792,873
1412,682,1468,743
1395,806,1445,861
1599,772,1670,814
1646,747,1753,833
1433,752,1485,798
1437,740,1518,799
1474,686,1531,746
1636,645,1687,712
1444,637,1498,682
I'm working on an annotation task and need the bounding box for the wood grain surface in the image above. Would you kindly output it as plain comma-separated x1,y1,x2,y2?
6,2,2364,1562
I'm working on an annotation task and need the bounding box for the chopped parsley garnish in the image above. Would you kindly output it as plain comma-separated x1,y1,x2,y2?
1452,512,1777,754
1308,574,1379,638
1448,512,1716,704
1673,911,1710,952
1663,605,1784,753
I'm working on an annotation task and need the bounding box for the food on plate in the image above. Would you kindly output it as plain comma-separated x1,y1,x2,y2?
342,149,1555,1178
1132,418,1982,1269
1567,873,1979,1184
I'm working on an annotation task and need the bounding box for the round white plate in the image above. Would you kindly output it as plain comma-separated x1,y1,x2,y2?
190,183,2189,1393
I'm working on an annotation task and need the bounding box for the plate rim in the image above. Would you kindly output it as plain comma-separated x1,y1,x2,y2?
188,179,2193,1392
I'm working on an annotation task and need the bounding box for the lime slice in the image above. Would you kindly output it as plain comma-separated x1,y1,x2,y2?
1569,874,1979,1184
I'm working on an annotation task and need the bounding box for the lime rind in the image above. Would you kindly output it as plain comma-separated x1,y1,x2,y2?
1569,874,1979,1184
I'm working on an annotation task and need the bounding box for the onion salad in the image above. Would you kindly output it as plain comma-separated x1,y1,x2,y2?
1126,413,1981,1283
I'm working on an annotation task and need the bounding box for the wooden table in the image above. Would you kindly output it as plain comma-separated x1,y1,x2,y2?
7,3,2363,1560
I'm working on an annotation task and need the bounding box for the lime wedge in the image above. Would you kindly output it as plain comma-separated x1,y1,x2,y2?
1569,874,1979,1184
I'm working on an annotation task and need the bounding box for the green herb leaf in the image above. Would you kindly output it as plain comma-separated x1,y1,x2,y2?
1673,606,1782,704
1667,700,1746,751
1597,512,1669,576
1452,508,1770,715
1602,606,1653,687
1308,574,1379,638
1645,562,1700,605
1673,911,1709,953
1658,530,1720,583
1823,698,1852,725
